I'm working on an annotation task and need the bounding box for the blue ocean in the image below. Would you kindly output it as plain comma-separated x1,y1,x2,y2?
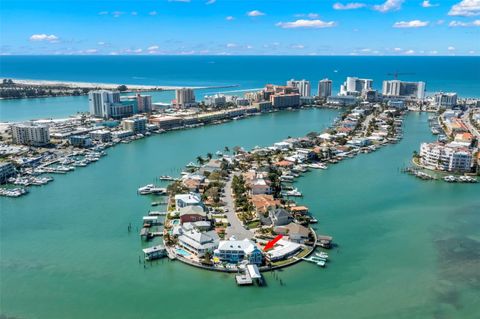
0,55,479,121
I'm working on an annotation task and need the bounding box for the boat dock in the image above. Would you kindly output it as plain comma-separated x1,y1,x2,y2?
142,245,167,261
235,264,263,286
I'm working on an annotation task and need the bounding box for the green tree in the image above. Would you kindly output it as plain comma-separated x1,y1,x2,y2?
117,85,128,92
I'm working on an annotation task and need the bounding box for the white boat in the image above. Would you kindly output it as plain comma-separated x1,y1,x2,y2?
315,252,329,259
137,184,167,195
317,261,326,267
307,163,327,169
159,175,175,181
309,217,318,224
186,162,199,168
285,188,302,197
443,175,457,183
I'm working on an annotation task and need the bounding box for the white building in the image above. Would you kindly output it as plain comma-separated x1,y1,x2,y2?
175,193,203,209
175,88,196,108
340,77,373,96
420,142,473,173
11,122,50,146
213,238,263,265
434,92,457,109
89,90,121,118
204,94,226,108
287,79,311,97
121,117,147,134
382,80,426,100
317,79,332,98
177,228,219,257
89,129,112,142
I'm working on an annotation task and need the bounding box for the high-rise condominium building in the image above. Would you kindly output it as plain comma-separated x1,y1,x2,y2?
339,77,373,96
287,79,311,97
382,80,426,100
136,94,153,113
175,88,196,108
317,79,332,98
11,122,50,146
434,92,457,108
89,90,121,117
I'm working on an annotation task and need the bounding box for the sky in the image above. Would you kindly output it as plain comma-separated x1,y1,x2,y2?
1,0,479,56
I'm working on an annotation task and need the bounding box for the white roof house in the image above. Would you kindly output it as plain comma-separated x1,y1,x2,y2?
175,193,202,209
178,228,219,257
266,239,302,261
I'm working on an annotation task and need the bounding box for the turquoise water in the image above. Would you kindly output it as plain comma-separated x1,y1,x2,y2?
1,108,479,319
1,56,479,121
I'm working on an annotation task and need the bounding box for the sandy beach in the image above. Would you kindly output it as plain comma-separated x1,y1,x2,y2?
8,78,237,91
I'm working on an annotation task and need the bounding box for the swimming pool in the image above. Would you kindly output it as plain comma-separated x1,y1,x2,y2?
176,248,191,257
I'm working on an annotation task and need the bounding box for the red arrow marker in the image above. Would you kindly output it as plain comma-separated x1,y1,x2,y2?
263,234,283,251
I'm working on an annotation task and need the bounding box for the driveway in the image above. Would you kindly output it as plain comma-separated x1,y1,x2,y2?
223,173,254,240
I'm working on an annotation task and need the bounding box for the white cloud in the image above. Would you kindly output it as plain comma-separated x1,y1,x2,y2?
98,11,109,15
97,41,106,45
469,50,476,53
393,47,403,51
448,46,456,50
333,2,366,10
112,11,124,18
393,20,429,28
85,49,98,54
295,13,320,18
360,48,371,52
291,44,305,49
448,0,480,16
226,43,237,48
148,45,159,50
449,19,480,26
429,50,438,54
29,34,59,42
206,0,216,4
373,0,404,13
247,10,265,17
246,45,253,49
131,11,138,16
276,19,337,29
404,49,415,54
421,1,438,8
149,11,158,16
226,16,235,21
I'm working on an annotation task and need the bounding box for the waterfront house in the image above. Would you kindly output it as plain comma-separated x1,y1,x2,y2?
179,205,207,224
175,193,203,209
269,208,292,226
265,239,302,262
249,177,272,195
199,159,223,175
251,194,281,215
273,223,311,244
213,238,263,265
178,228,219,257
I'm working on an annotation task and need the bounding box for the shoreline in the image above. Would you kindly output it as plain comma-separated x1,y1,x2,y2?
1,78,239,93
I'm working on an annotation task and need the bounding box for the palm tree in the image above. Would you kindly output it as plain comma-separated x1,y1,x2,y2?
196,156,205,165
224,146,230,153
206,152,213,160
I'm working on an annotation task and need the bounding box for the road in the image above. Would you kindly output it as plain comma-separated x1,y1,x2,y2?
462,110,480,139
223,173,254,240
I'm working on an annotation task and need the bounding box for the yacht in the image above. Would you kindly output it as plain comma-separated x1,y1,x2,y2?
137,184,167,195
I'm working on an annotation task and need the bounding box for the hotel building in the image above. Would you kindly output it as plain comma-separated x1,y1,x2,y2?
11,122,50,146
